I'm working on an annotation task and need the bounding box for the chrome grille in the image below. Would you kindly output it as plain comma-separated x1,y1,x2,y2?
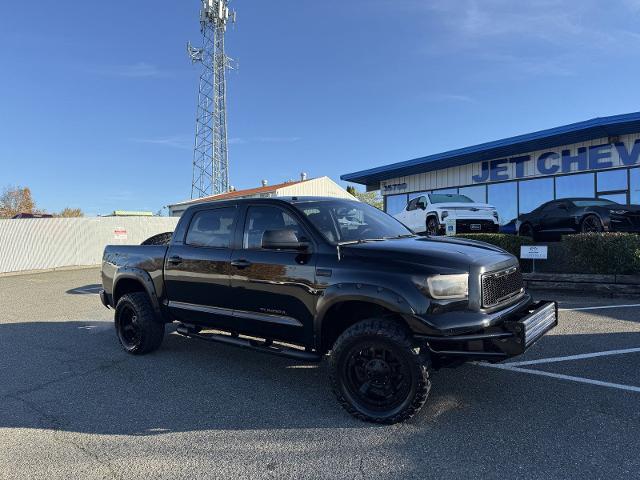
481,266,524,308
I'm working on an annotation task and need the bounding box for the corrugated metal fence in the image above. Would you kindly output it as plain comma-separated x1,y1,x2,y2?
0,217,179,274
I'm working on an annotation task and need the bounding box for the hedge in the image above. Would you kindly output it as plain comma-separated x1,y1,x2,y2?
562,233,640,274
454,232,640,275
454,233,533,257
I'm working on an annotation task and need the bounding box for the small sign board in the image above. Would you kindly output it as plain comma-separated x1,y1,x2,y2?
114,228,128,240
520,245,547,260
445,218,456,236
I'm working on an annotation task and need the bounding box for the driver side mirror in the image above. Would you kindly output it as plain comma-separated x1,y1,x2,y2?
416,200,426,210
558,204,568,210
262,229,310,251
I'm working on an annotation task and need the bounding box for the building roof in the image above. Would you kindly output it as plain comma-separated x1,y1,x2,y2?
170,179,307,207
341,111,640,187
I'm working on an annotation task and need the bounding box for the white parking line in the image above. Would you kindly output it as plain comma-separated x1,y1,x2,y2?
502,347,640,367
479,363,640,393
559,303,640,312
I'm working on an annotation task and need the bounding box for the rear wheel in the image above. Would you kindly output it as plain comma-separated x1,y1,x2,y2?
329,318,431,424
426,217,440,236
115,292,165,355
581,214,603,233
519,223,534,239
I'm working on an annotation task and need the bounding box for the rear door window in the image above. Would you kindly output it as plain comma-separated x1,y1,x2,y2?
185,208,237,248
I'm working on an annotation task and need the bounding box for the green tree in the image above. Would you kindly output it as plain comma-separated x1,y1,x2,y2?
346,185,357,196
354,191,383,210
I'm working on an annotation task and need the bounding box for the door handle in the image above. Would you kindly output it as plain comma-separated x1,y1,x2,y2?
231,259,252,269
168,255,183,265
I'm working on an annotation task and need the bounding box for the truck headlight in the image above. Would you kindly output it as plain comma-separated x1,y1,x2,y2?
426,274,469,300
440,210,449,220
610,209,628,215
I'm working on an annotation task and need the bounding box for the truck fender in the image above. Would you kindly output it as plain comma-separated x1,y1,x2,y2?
314,283,418,347
112,267,163,319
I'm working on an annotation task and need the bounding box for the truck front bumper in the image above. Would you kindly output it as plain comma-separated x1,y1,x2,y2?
415,300,558,363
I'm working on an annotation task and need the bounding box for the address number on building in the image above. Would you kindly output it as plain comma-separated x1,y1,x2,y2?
520,245,548,260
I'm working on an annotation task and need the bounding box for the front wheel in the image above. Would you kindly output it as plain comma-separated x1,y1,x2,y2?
115,292,165,355
581,214,603,233
329,318,431,424
426,217,440,236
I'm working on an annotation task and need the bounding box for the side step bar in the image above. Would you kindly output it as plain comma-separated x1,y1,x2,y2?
175,325,322,362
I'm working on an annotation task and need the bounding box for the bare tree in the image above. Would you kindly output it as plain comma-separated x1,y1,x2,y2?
0,186,36,218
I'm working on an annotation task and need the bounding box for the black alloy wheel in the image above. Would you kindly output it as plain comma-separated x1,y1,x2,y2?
426,217,440,236
329,318,431,424
581,214,604,233
342,342,412,414
117,304,142,349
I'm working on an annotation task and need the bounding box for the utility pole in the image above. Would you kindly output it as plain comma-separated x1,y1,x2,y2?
188,0,236,198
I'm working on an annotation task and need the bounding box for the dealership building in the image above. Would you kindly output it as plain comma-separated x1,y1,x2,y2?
342,112,640,225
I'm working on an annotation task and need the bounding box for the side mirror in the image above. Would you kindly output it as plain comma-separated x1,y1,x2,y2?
416,200,426,210
262,229,309,251
559,204,568,210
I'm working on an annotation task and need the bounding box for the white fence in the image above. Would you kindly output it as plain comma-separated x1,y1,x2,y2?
0,217,179,274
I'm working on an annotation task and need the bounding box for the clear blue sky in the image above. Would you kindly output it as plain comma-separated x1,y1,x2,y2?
2,0,640,215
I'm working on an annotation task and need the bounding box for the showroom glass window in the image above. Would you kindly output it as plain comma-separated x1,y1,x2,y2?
408,191,430,201
631,168,640,204
518,177,554,215
459,185,487,203
432,188,458,195
597,169,627,192
385,194,408,215
555,173,594,199
487,182,517,225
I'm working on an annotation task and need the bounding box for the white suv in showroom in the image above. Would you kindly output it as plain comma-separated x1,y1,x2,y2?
394,193,500,235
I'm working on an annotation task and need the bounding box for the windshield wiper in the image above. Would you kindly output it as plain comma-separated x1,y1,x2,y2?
383,234,416,240
337,238,386,246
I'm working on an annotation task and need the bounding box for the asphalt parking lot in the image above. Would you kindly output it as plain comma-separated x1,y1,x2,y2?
1,268,639,479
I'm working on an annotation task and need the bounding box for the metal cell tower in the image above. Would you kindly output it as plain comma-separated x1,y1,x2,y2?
188,0,236,199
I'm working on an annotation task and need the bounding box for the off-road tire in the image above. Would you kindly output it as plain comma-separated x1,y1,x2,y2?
329,318,431,424
115,292,165,355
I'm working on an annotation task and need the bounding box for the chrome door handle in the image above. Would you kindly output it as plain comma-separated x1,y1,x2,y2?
168,256,183,265
231,259,252,269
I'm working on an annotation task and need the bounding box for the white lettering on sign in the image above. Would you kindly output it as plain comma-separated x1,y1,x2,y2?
521,245,548,260
114,228,128,240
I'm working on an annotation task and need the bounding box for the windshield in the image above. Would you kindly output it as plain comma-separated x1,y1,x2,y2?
572,199,617,207
428,193,474,204
294,200,413,244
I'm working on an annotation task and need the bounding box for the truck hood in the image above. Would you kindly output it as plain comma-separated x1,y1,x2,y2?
340,236,514,271
432,202,495,210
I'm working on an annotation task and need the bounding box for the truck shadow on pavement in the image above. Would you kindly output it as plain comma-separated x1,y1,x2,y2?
1,320,639,436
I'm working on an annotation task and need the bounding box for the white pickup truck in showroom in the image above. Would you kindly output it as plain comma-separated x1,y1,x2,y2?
394,193,500,235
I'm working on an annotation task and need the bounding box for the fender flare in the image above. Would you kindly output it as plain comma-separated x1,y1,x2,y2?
112,267,163,318
580,211,607,230
314,282,422,349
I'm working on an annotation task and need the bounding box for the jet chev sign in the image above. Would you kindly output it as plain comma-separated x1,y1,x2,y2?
472,139,640,183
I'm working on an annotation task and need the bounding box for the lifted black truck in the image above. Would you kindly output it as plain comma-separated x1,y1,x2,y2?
100,197,557,424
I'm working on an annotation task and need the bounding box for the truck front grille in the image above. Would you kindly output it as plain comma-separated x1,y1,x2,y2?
481,266,524,308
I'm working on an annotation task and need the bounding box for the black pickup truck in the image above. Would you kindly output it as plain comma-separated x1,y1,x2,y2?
100,196,557,424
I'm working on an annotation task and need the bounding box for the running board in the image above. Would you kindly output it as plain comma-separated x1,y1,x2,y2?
175,325,322,362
